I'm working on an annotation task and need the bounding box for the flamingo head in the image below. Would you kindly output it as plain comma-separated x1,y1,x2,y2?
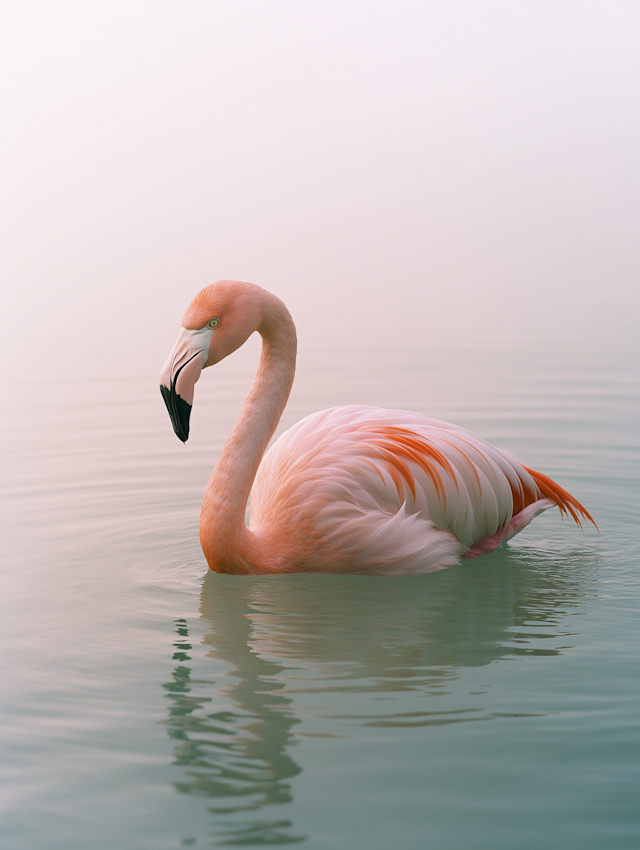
160,280,262,442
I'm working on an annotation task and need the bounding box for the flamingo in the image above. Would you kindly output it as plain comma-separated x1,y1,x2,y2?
160,280,595,575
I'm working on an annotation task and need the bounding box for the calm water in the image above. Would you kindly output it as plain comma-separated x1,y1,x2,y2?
2,323,639,848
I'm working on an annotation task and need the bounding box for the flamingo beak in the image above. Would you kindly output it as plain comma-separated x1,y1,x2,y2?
159,327,212,442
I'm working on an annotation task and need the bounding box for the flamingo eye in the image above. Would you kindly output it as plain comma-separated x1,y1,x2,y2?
207,318,220,329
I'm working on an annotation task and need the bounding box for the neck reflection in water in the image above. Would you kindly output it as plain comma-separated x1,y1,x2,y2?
163,546,597,845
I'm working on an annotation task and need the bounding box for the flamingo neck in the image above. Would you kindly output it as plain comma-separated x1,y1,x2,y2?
199,295,296,573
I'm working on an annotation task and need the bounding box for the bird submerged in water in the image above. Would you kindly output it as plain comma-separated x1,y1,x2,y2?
160,280,596,575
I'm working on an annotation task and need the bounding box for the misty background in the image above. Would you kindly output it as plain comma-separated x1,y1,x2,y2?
2,9,639,846
1,1,639,374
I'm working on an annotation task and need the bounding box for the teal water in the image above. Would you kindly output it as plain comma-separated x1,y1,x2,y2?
2,326,639,848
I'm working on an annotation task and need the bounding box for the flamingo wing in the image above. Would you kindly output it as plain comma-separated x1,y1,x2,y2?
250,406,594,575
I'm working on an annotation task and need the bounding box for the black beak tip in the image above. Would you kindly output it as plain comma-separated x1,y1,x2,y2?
160,384,192,443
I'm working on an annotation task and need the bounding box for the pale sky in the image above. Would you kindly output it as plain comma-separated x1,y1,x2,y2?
2,1,639,370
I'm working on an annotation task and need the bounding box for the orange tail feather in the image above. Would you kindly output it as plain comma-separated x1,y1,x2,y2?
523,466,598,531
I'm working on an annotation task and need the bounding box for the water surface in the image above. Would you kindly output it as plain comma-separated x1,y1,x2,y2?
2,324,639,848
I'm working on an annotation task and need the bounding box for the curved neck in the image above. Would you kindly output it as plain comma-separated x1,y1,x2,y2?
199,295,296,573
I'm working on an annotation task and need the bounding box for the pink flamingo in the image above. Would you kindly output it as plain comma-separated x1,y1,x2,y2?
160,280,595,575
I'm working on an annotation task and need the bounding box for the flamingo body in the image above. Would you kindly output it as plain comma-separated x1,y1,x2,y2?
251,406,587,575
160,281,595,575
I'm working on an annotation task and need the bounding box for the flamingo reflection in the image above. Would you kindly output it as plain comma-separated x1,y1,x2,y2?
163,545,597,843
